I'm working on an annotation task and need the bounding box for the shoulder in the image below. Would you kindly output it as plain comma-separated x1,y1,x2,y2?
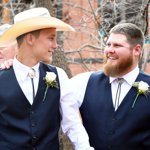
40,63,69,80
139,71,150,83
40,63,56,70
69,71,95,88
140,71,150,77
87,70,107,83
71,71,93,81
55,66,67,75
0,67,13,75
70,70,104,82
90,70,104,78
0,68,14,82
40,63,66,74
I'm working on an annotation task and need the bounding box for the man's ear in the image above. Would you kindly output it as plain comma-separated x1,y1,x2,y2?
25,33,35,46
134,44,141,57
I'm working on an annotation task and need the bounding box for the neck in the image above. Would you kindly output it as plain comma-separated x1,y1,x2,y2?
16,48,38,67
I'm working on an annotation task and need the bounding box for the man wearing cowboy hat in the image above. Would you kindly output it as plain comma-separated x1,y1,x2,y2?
0,7,94,150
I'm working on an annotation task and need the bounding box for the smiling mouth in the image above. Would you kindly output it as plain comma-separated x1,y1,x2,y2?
107,56,117,60
109,57,115,59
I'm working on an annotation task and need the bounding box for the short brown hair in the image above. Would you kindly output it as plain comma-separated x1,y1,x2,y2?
16,29,41,47
109,23,144,48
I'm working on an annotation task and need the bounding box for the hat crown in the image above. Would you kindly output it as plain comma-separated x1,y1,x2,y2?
0,7,74,44
14,7,51,23
0,24,12,36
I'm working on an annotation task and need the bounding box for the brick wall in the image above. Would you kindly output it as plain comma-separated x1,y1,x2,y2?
63,1,150,76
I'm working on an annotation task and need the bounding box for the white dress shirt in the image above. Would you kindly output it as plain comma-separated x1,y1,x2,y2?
110,66,139,110
13,58,39,104
13,57,69,105
61,67,139,150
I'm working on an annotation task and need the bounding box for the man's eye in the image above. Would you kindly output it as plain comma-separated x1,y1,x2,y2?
115,44,122,47
106,43,111,46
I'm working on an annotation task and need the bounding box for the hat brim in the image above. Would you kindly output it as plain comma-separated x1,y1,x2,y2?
0,16,75,44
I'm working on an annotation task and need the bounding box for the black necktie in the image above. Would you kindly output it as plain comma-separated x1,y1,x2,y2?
114,78,124,110
28,68,35,101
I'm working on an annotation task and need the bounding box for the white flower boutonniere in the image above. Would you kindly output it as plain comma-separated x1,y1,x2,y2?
43,72,59,101
132,81,150,108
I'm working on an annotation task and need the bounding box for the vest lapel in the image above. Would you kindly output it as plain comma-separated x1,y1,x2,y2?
1,67,31,106
33,64,46,104
33,63,60,104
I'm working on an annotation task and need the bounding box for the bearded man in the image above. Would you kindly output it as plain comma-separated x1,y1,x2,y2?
61,23,150,150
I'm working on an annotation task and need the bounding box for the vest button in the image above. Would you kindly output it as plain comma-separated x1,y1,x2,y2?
31,111,35,115
31,123,37,127
112,117,117,121
32,136,38,140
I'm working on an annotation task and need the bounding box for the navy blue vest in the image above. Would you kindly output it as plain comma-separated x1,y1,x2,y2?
80,71,150,150
0,63,60,150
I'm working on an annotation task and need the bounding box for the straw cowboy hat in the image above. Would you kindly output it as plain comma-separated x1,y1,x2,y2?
0,24,12,37
0,7,75,44
0,24,17,47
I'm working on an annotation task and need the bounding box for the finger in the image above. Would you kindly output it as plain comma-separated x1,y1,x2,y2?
7,59,13,68
4,59,13,69
0,63,6,69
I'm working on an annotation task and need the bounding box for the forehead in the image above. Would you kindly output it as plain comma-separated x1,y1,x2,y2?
107,33,127,43
40,28,56,36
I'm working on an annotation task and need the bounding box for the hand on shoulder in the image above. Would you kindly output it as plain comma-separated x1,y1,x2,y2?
0,59,13,70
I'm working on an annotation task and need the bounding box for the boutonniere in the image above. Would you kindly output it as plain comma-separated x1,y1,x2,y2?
132,81,150,108
43,72,59,101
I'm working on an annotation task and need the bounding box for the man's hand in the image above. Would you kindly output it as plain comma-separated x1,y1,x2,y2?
0,59,13,69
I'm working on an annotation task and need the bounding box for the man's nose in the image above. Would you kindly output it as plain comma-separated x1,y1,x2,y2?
104,46,115,54
53,41,57,49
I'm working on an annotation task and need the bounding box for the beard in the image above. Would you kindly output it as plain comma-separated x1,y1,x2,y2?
103,53,133,77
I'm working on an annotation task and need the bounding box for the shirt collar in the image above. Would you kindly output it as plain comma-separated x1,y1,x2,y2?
109,66,139,86
13,57,40,81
